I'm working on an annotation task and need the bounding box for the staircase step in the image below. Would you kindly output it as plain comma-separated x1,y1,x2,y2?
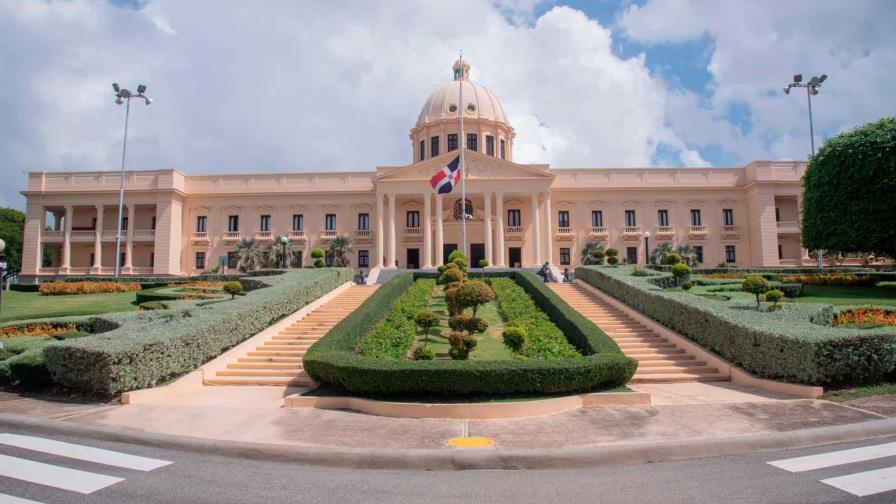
217,370,304,377
227,363,302,370
238,357,302,363
630,373,728,383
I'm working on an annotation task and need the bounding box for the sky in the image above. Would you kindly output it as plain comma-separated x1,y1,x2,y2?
1,0,894,209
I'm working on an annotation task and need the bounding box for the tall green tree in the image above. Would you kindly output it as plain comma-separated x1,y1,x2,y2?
802,116,896,258
580,240,605,265
649,242,674,265
264,239,295,268
0,208,25,271
235,238,264,272
328,235,354,267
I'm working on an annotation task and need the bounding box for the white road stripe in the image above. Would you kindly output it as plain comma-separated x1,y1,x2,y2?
0,494,44,504
821,465,896,497
0,454,123,494
0,433,171,471
767,441,896,473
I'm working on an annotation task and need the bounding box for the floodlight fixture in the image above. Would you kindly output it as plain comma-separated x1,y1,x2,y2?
783,86,791,95
112,82,120,92
793,74,802,83
137,84,146,94
819,74,828,83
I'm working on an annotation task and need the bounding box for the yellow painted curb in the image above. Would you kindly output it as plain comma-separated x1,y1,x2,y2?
448,436,495,449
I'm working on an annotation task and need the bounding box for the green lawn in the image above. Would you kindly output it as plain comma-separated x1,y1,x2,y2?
792,284,896,306
1,290,143,323
824,382,896,402
417,285,515,360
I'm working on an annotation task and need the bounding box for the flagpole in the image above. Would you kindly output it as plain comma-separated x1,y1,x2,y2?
459,50,467,258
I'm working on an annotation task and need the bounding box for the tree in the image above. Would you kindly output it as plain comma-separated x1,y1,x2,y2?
675,244,697,267
264,240,295,268
328,235,354,267
581,241,605,265
649,242,674,265
662,252,682,265
606,248,619,266
803,116,896,258
0,208,25,272
741,275,770,309
223,281,244,299
311,248,326,268
414,310,439,345
671,262,691,280
235,239,264,272
455,280,494,317
765,289,783,311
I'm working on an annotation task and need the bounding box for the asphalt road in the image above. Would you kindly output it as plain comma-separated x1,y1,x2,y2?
0,426,895,504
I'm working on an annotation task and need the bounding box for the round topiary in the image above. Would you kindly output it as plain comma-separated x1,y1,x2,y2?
455,280,495,317
445,285,462,316
223,281,243,299
452,257,468,272
671,262,691,278
438,268,465,285
662,252,682,265
447,331,477,360
414,310,440,343
765,289,784,310
682,281,693,290
741,275,771,308
592,249,606,263
310,248,325,259
605,248,619,257
449,314,472,332
502,326,527,352
607,256,619,265
412,346,435,360
465,317,488,335
478,259,489,268
313,259,326,268
437,264,447,274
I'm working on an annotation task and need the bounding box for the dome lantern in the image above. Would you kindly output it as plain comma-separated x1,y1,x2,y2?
452,59,470,81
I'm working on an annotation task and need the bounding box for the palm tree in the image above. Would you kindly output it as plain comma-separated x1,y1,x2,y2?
581,241,605,265
328,235,354,267
675,244,697,267
265,240,295,268
235,238,264,272
649,242,674,265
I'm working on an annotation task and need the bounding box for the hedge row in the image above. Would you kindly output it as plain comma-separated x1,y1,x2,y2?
303,271,635,396
576,266,896,386
359,278,435,359
43,268,353,394
490,277,580,359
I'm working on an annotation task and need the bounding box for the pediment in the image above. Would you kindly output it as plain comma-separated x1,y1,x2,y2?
375,150,553,182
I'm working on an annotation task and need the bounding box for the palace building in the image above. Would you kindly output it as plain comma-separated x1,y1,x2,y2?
19,60,811,280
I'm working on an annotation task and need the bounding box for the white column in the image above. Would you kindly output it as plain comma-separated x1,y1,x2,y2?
375,193,384,267
92,205,104,270
435,195,444,266
544,192,553,265
483,192,492,267
495,193,505,267
61,205,72,271
422,192,432,268
387,193,396,268
531,193,542,266
125,205,135,270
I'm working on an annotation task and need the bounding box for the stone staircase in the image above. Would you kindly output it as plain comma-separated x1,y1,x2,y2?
549,283,727,384
205,285,378,386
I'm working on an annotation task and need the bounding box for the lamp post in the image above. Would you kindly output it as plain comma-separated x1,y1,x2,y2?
643,231,650,265
783,73,827,272
278,236,289,269
0,239,6,321
112,83,152,278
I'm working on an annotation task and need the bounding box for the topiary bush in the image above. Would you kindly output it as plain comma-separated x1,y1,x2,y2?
631,267,649,277
671,262,691,280
741,275,771,308
662,252,682,265
478,259,489,268
502,326,527,352
223,281,244,299
412,346,435,360
455,280,494,317
765,289,784,311
413,310,440,345
438,268,465,285
448,331,477,360
359,278,435,359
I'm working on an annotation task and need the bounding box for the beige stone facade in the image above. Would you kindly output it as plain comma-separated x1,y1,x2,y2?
20,60,814,279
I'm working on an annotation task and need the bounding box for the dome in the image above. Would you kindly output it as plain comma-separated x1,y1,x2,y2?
415,60,508,128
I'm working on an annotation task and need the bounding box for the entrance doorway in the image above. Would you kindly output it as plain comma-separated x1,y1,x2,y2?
443,243,457,264
509,247,522,268
406,248,420,269
470,244,485,267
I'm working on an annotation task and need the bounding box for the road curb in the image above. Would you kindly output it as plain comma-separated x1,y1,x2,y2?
1,413,895,470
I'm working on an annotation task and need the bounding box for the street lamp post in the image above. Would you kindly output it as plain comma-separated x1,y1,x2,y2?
643,231,650,265
0,239,6,321
783,73,827,272
279,236,289,269
112,83,152,278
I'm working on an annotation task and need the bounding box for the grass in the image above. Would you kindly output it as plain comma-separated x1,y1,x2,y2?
824,382,896,402
416,285,515,360
792,284,896,306
0,290,145,323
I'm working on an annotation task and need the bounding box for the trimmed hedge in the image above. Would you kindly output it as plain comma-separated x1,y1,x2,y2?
303,271,635,397
491,277,580,359
43,268,352,394
359,278,435,359
576,265,896,386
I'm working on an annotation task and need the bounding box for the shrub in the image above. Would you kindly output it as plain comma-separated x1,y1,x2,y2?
438,268,465,285
448,331,477,360
606,256,619,266
412,346,435,360
835,308,896,327
478,259,489,268
5,349,52,387
39,281,141,296
314,259,326,268
444,285,463,316
449,314,471,332
447,250,467,264
662,252,682,265
413,310,440,345
222,282,244,299
605,248,618,258
359,278,435,359
502,326,527,352
741,275,771,308
1,323,78,340
452,257,468,272
310,248,325,259
466,317,488,335
490,277,580,359
671,262,691,279
682,281,693,291
436,264,447,274
455,280,494,317
765,289,784,310
592,249,606,264
631,267,649,277
781,274,876,286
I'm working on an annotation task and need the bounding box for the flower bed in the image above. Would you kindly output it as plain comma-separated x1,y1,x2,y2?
835,307,896,326
39,281,141,296
303,272,636,397
1,322,78,339
782,274,876,286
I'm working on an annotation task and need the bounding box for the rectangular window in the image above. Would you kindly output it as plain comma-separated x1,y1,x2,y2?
120,252,126,267
227,215,239,232
260,215,270,232
325,214,336,231
694,246,704,264
406,210,420,228
151,216,156,230
775,207,781,222
486,135,495,156
419,140,425,161
723,209,734,226
626,247,638,264
91,217,97,230
778,244,783,260
196,216,207,233
559,248,571,265
227,251,239,269
358,213,369,231
121,217,128,231
658,209,669,227
447,134,458,152
430,136,439,157
195,252,206,270
625,210,637,227
591,210,603,228
500,139,506,160
467,133,477,151
508,209,521,227
725,245,736,263
558,210,570,228
292,250,303,268
690,209,702,226
292,214,303,231
149,252,154,268
358,250,369,268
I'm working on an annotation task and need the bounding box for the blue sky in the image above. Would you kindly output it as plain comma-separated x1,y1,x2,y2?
1,0,893,207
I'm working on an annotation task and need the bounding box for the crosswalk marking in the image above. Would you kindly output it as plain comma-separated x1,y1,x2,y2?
0,433,171,471
821,465,896,497
767,441,896,473
0,453,123,494
0,494,44,504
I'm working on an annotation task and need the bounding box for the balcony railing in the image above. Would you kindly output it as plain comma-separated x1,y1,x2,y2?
688,225,708,235
777,221,800,232
255,231,273,240
131,267,154,274
555,227,574,241
654,226,674,236
288,230,306,240
38,267,59,275
355,229,372,239
588,226,608,238
505,226,523,237
622,226,641,241
223,231,241,241
70,230,96,241
41,231,64,241
133,229,155,240
102,230,119,240
320,230,338,240
192,232,209,241
721,225,741,239
69,267,90,275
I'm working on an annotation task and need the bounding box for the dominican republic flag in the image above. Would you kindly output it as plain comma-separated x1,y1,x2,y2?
429,155,462,194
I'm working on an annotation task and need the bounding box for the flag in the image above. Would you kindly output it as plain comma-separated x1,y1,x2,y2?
429,155,462,194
